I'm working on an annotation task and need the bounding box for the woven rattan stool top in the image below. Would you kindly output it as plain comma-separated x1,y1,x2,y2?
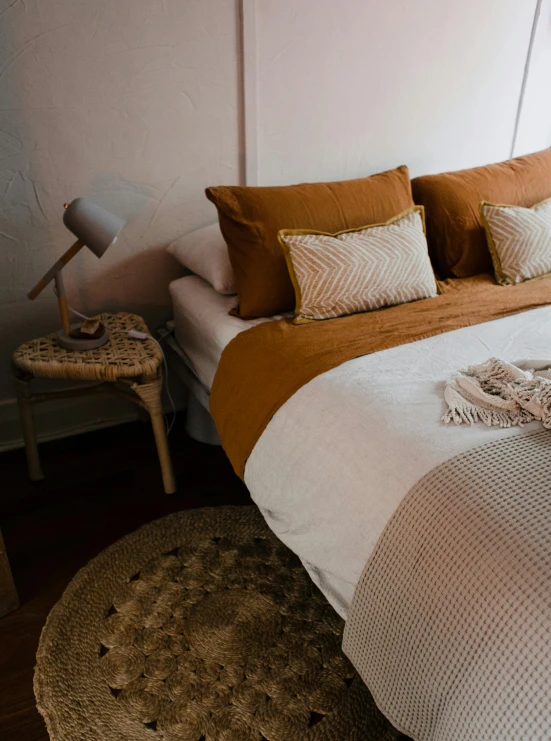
12,313,162,383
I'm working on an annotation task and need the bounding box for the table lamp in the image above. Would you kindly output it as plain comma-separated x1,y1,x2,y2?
28,199,125,350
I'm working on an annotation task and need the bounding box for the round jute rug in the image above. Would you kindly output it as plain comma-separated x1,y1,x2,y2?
35,506,402,741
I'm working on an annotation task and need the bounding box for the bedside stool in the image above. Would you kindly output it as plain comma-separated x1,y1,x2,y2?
12,313,176,494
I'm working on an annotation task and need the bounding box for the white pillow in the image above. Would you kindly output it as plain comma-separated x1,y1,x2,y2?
167,223,236,295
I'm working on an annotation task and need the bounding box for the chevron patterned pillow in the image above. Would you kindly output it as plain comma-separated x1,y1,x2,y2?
278,206,438,324
481,198,551,285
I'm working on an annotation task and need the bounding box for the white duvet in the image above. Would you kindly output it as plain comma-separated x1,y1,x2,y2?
244,305,551,618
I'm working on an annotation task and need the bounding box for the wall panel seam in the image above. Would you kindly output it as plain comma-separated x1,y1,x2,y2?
510,0,543,158
241,0,258,185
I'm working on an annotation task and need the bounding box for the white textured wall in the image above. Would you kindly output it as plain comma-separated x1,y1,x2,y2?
0,0,240,446
255,0,538,185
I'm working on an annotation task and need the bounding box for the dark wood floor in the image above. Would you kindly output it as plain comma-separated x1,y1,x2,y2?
0,419,251,741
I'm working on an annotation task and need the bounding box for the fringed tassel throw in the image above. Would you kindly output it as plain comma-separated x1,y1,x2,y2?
443,357,551,428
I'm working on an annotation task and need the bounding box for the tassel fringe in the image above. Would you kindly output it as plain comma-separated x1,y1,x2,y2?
443,358,551,429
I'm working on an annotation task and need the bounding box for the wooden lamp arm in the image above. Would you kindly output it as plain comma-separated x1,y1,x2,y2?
27,240,84,300
54,272,71,337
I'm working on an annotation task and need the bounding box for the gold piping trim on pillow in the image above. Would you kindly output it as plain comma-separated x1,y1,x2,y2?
278,206,439,324
480,197,551,286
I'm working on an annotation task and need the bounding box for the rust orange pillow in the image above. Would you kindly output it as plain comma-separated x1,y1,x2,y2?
206,166,414,318
412,148,551,278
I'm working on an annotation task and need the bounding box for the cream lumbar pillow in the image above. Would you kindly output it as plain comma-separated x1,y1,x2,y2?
278,206,438,324
167,223,236,294
480,198,551,285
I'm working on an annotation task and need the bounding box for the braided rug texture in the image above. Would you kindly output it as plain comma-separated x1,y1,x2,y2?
35,506,402,741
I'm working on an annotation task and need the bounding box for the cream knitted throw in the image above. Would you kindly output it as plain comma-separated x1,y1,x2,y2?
343,428,551,740
443,357,551,427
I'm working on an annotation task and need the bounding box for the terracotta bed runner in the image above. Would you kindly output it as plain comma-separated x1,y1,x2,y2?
210,273,551,478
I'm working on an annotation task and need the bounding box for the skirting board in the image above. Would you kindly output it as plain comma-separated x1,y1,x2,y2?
0,393,138,453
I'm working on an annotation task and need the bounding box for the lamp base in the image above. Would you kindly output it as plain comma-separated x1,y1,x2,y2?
56,323,110,351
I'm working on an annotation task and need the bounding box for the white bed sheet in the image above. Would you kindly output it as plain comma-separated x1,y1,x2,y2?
169,275,272,389
245,306,551,618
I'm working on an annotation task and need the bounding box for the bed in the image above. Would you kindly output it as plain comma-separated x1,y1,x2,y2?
168,271,551,741
170,272,550,615
168,150,551,740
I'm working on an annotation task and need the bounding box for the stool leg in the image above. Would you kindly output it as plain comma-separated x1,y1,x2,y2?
150,410,176,495
132,377,176,495
14,377,44,482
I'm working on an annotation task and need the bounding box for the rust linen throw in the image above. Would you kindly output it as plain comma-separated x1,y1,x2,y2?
210,274,551,478
343,428,551,740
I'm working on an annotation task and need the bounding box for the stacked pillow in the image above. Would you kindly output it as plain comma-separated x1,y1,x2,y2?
206,166,416,318
412,147,551,279
171,147,551,325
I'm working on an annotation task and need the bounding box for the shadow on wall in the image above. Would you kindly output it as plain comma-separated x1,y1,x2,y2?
82,242,184,331
67,171,185,330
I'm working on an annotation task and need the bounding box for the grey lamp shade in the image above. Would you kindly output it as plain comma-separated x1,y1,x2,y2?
63,198,125,257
